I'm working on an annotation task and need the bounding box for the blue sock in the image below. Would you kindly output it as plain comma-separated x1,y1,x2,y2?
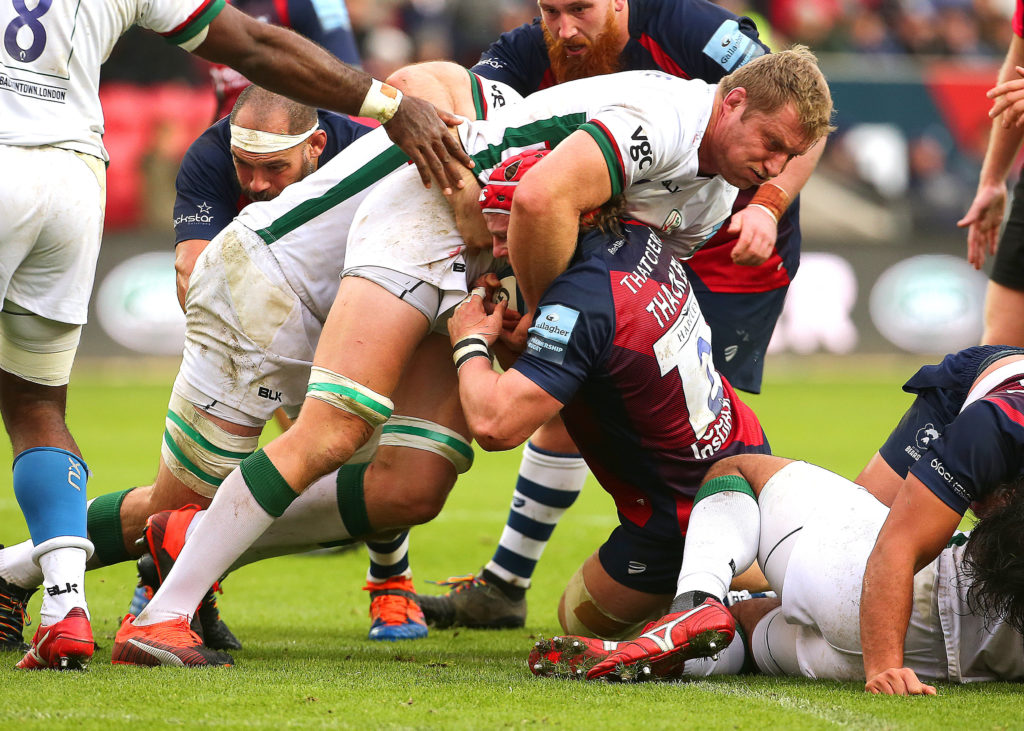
13,447,89,548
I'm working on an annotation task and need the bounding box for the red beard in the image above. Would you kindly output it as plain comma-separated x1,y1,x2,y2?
543,9,622,84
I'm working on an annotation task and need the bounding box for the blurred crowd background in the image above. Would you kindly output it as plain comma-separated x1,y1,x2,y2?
90,0,1017,359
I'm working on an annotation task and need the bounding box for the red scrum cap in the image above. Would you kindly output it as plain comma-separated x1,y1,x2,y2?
478,149,550,215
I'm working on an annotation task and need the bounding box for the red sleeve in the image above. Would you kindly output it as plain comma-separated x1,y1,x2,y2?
1014,0,1023,38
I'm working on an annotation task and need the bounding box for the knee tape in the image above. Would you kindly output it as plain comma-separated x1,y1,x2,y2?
561,566,650,641
381,415,474,474
306,366,393,428
161,391,260,498
0,302,81,386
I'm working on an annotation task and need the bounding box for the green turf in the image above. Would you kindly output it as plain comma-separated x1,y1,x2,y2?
1,356,1023,729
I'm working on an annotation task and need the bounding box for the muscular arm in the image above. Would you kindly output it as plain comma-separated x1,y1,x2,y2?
728,139,825,266
958,34,1024,269
174,239,210,311
448,288,563,450
860,474,959,695
194,5,471,192
507,132,612,312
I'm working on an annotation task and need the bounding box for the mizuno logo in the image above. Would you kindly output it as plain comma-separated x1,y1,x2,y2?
637,605,705,652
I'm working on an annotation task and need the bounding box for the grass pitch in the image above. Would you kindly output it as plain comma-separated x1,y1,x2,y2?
1,355,1023,729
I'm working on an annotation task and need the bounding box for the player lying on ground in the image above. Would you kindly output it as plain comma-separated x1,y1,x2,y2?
552,345,1024,692
529,453,1024,687
857,346,1024,694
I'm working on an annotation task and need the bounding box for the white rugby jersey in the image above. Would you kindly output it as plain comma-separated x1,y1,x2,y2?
0,0,224,160
936,542,1024,683
459,70,739,258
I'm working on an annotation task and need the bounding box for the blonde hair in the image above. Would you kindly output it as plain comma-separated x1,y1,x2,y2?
720,45,836,143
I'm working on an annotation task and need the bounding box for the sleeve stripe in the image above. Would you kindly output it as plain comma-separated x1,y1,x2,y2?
161,0,226,46
580,119,625,196
467,70,487,119
638,34,689,79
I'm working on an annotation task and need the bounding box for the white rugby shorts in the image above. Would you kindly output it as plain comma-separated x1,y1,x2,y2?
0,145,105,324
754,461,945,681
343,165,499,333
174,222,323,424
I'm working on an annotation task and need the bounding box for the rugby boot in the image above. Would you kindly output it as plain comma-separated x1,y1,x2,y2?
141,507,242,651
586,597,735,682
111,614,233,667
0,573,34,653
528,634,624,679
16,607,93,670
418,570,526,629
366,576,428,641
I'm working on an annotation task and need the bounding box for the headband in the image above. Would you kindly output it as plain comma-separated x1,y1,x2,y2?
229,120,320,154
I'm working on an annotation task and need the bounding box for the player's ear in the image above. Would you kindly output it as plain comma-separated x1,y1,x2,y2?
307,130,328,159
722,87,747,115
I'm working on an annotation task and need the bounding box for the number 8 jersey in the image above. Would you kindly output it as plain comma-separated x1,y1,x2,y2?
0,0,224,160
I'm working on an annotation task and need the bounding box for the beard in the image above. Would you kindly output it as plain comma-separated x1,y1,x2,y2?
543,7,622,83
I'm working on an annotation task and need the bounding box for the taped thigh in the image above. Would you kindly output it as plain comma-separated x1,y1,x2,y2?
561,564,654,641
306,366,394,427
0,301,81,386
161,392,261,498
380,415,473,474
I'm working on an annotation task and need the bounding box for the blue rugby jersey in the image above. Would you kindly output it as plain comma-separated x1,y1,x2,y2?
512,222,770,538
877,346,1024,514
172,110,371,245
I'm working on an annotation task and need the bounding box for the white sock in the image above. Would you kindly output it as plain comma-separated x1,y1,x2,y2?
0,540,43,590
37,547,88,625
676,487,759,600
136,467,277,626
485,443,588,588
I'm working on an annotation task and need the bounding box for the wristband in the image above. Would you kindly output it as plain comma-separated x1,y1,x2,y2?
452,336,491,372
749,182,790,224
359,79,404,125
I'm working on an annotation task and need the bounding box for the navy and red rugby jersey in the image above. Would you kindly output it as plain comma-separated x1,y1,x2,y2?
172,110,371,245
210,0,361,120
877,346,1024,515
512,222,770,536
472,0,797,293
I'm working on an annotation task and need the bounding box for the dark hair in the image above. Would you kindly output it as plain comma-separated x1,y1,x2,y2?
230,86,317,135
962,478,1024,633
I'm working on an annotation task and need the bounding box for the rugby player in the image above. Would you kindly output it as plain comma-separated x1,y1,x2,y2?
0,0,468,672
530,454,1024,688
392,0,826,628
561,345,1024,688
959,0,1024,345
109,51,831,667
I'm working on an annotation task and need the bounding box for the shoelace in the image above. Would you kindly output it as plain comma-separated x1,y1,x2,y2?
369,593,423,625
0,593,30,636
428,574,483,593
